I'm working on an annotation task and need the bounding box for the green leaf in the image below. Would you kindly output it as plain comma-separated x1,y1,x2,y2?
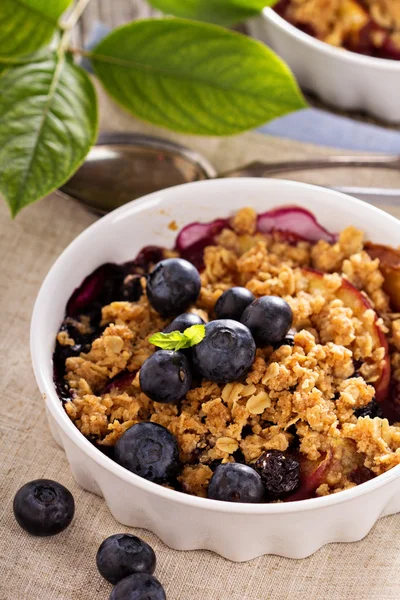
0,54,98,216
149,324,206,350
148,0,275,26
0,0,72,58
149,331,190,350
91,18,306,136
184,324,206,345
0,47,52,76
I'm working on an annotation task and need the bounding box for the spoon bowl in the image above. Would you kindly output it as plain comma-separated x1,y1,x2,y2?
59,133,216,213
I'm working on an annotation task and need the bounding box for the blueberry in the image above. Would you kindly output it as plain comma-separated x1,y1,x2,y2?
55,343,88,364
139,350,192,404
350,466,375,485
96,534,156,584
208,463,265,503
241,296,293,346
354,398,383,419
59,320,88,347
115,422,179,483
163,312,205,334
13,479,74,536
255,450,300,499
274,328,296,349
146,258,201,317
59,317,103,347
119,274,142,302
109,573,166,600
192,319,255,384
215,287,255,321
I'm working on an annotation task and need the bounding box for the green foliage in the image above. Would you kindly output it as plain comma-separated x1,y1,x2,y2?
149,324,206,350
148,0,275,26
0,47,51,76
91,19,305,136
0,54,97,216
0,0,72,57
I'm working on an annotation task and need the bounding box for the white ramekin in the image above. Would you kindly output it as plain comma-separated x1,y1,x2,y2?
248,9,400,123
31,179,400,562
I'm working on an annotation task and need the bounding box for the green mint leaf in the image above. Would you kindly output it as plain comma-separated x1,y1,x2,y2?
148,0,276,26
149,331,190,350
149,324,206,350
183,324,206,346
91,18,306,136
174,337,191,351
0,0,72,58
0,54,98,216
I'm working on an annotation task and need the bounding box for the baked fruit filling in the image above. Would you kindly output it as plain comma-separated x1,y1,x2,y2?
274,0,400,59
54,206,400,502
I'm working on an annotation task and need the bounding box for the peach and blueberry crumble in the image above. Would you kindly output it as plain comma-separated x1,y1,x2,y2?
274,0,400,60
53,206,400,503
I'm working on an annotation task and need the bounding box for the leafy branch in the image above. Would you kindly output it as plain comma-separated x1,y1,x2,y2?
0,0,306,216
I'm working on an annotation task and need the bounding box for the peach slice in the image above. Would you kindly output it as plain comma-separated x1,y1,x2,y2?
285,440,374,502
301,268,390,402
284,450,332,502
103,370,135,394
365,242,400,312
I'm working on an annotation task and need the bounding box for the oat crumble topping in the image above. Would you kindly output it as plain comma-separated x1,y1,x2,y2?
56,207,400,500
275,0,400,59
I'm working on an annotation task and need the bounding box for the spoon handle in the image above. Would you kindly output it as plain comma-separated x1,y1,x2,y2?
221,155,400,178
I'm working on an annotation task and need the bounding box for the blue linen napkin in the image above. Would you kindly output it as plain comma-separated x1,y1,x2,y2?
260,110,400,152
84,21,400,153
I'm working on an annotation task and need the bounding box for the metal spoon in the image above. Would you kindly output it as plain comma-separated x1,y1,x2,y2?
58,132,400,214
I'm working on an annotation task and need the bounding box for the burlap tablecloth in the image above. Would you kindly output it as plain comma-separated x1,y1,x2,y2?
3,89,400,600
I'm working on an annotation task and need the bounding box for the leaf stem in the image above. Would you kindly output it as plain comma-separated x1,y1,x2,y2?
67,47,89,56
60,0,92,31
59,0,92,55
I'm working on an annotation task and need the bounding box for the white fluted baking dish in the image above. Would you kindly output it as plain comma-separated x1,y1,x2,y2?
249,9,400,123
31,179,400,562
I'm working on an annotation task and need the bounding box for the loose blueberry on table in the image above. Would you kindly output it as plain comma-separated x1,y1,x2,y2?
97,533,165,599
96,533,166,600
13,479,75,536
54,205,400,504
109,573,166,600
97,534,156,584
13,480,166,598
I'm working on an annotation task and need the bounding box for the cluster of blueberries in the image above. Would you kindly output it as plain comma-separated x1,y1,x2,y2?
115,257,301,504
13,479,166,599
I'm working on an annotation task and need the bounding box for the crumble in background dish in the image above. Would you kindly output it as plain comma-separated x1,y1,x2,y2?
274,0,400,59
